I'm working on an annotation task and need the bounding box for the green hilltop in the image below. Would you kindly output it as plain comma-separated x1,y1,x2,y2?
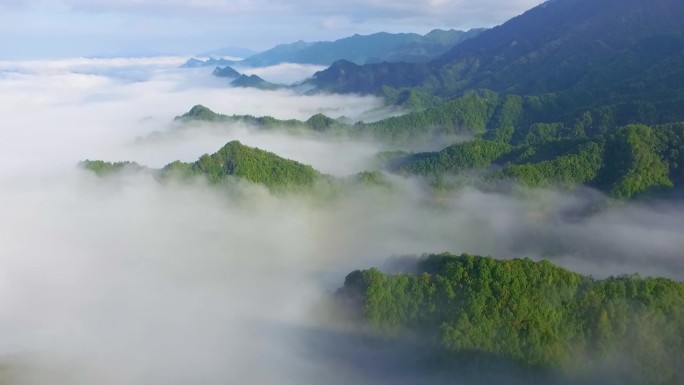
173,98,684,199
160,140,320,190
339,253,684,384
80,140,392,193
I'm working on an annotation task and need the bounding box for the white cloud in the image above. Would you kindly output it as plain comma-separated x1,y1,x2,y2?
0,57,390,176
0,55,682,384
234,63,328,85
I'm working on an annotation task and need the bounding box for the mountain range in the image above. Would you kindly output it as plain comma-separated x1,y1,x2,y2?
182,29,485,68
312,0,684,105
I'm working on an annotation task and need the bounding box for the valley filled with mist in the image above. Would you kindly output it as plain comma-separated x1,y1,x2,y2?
2,0,684,383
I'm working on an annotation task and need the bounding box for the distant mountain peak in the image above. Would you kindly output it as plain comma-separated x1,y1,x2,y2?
311,0,684,97
212,66,241,78
174,105,222,122
224,29,484,68
188,104,212,116
230,74,280,90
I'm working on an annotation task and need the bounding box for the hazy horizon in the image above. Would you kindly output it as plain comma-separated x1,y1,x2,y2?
0,0,545,59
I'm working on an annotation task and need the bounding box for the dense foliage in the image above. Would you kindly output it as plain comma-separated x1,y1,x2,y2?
305,0,684,199
399,140,512,175
598,125,673,198
160,140,321,190
173,100,684,199
79,160,145,176
340,253,684,384
500,142,604,188
361,90,499,141
81,140,400,195
173,0,684,200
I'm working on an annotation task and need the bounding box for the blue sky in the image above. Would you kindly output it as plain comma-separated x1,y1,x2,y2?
0,0,545,58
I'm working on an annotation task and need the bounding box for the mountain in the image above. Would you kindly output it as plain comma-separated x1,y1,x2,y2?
368,90,684,199
230,74,280,90
182,29,484,69
174,105,225,122
174,94,684,200
368,28,486,64
235,40,316,67
174,105,346,133
180,58,205,68
306,0,684,201
81,141,322,191
312,0,684,103
161,141,321,189
339,253,684,384
241,29,484,67
80,139,391,192
212,66,241,78
182,41,314,68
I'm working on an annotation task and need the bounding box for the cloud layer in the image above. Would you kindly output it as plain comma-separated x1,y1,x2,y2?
1,56,683,384
0,57,389,175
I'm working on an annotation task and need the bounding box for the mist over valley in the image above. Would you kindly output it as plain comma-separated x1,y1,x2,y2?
2,0,684,383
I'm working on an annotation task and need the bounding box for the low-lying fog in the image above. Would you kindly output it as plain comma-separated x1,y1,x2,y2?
0,57,682,384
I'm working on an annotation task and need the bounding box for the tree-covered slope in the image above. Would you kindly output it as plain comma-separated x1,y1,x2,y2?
173,105,345,133
81,141,323,191
80,140,395,194
171,101,684,199
339,253,684,384
174,105,226,122
302,0,684,200
392,123,684,199
161,141,321,189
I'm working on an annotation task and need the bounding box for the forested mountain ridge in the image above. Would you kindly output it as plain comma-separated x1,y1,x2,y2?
174,105,346,132
173,100,684,199
339,253,684,384
182,29,484,68
171,0,684,202
160,140,320,189
81,141,323,191
311,0,684,102
80,140,393,192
